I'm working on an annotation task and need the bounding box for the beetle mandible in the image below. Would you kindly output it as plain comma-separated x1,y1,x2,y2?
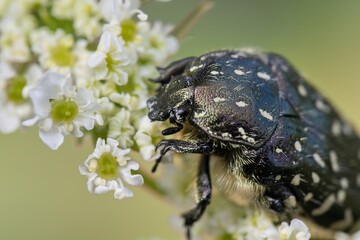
146,50,360,238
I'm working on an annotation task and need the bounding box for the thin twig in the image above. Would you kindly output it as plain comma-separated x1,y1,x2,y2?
171,0,214,40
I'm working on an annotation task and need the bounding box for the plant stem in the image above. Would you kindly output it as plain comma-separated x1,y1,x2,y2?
171,0,214,40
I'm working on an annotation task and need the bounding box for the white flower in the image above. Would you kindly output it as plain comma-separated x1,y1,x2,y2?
30,29,82,74
139,21,179,64
79,138,144,199
51,0,76,19
99,0,147,24
109,91,140,110
107,108,135,149
88,31,130,85
134,116,163,161
232,209,279,240
73,0,102,41
23,71,103,150
278,219,311,240
0,62,34,133
0,21,31,63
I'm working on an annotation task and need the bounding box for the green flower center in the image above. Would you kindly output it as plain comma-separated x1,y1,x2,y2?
150,36,161,49
120,19,137,43
6,75,26,104
49,43,75,67
97,153,117,180
50,99,78,123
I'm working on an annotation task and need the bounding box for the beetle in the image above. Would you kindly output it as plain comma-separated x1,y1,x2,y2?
146,50,360,238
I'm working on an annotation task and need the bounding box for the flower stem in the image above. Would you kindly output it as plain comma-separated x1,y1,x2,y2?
171,0,214,40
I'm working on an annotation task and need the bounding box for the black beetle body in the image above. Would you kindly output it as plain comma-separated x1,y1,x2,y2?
147,50,360,236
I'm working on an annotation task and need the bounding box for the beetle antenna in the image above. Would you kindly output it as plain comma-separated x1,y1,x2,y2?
162,126,182,135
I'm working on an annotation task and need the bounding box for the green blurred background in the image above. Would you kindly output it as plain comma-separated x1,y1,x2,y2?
1,0,360,239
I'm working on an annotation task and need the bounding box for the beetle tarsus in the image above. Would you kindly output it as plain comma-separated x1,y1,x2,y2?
151,158,161,173
152,140,212,172
182,155,211,238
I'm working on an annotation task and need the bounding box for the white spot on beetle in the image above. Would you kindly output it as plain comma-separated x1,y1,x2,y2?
194,111,206,118
357,174,360,186
210,70,220,75
213,97,226,103
275,175,281,181
189,64,204,72
331,120,342,136
257,72,271,80
247,137,255,144
297,84,307,97
340,177,349,189
312,172,320,183
275,148,283,153
238,127,246,135
330,150,340,172
330,208,353,230
315,99,330,113
259,109,273,121
313,153,326,168
234,69,245,75
294,141,302,152
236,101,248,107
311,194,336,216
222,132,232,138
337,190,346,204
304,192,313,202
284,195,297,208
291,174,302,186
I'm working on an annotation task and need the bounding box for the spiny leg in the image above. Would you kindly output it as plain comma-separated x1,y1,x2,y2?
182,154,212,240
152,139,212,172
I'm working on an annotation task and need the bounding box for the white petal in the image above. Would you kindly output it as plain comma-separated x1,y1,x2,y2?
79,165,90,176
86,174,97,193
119,161,144,186
40,71,64,99
95,114,104,125
71,123,84,137
62,74,74,95
23,116,41,127
88,51,106,68
114,186,133,199
75,114,95,130
106,138,119,149
28,87,51,116
98,31,112,52
112,147,130,157
0,110,20,133
94,185,111,195
39,125,64,150
74,88,93,108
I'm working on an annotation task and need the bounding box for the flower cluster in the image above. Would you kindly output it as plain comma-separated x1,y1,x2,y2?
4,1,359,240
0,0,178,199
190,193,311,240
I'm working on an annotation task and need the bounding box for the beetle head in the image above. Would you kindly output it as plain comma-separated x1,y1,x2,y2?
147,75,194,123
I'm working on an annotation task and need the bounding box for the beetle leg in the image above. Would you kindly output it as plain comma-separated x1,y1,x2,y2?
182,154,211,240
151,57,195,84
152,140,212,172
